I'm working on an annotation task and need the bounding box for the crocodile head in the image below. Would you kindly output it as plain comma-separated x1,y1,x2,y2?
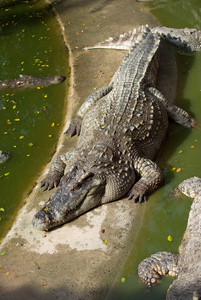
32,166,106,231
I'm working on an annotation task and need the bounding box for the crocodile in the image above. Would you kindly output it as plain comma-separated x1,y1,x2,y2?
0,74,65,89
32,25,200,231
0,150,9,163
138,177,201,300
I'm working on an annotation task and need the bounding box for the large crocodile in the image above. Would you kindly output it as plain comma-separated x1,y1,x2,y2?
138,177,201,299
0,74,65,89
32,25,200,231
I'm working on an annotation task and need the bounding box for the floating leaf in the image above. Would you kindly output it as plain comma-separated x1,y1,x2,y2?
0,208,5,212
176,168,181,173
51,123,55,127
19,136,24,139
28,143,33,147
167,235,173,242
4,172,10,176
14,119,20,121
48,135,52,138
121,278,126,283
178,150,183,154
191,145,195,149
170,167,176,172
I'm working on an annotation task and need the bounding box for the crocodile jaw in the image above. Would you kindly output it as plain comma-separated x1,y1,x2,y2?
32,175,105,231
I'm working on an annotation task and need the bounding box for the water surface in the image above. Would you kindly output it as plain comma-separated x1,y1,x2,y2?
0,0,68,238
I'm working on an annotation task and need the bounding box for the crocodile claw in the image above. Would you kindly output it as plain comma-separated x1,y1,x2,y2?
65,116,82,137
128,191,147,203
41,175,61,191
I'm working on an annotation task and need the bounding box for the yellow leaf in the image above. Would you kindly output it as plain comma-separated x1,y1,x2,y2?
5,271,10,275
14,118,20,121
19,136,24,139
167,235,173,242
51,123,55,127
176,168,181,173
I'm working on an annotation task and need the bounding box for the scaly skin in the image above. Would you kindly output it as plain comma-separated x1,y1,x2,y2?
138,177,201,300
32,25,199,231
0,75,65,89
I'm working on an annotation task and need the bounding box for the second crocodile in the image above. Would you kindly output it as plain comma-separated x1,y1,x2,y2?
0,74,65,89
138,177,201,299
32,25,200,231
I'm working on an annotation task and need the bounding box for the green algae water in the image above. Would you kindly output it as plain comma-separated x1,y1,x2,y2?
0,0,68,238
106,1,201,299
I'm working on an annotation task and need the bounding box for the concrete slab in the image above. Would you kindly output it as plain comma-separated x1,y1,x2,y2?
0,1,160,299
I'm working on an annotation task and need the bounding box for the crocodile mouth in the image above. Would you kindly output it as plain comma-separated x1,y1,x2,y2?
32,173,105,231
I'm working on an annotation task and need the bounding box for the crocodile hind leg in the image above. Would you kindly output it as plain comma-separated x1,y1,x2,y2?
147,87,197,128
41,149,78,191
151,26,201,52
138,251,179,286
66,86,112,136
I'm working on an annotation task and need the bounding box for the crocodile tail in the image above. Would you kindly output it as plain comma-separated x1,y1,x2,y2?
83,25,150,51
151,26,201,52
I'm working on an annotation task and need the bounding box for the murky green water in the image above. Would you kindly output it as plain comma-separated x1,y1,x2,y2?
107,1,201,299
0,0,68,238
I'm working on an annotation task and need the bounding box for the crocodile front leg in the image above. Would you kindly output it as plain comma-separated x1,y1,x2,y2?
129,157,163,202
138,251,179,286
41,149,77,191
66,86,112,136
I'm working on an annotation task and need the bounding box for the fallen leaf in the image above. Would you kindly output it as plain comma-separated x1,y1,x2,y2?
121,278,126,283
167,235,173,242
